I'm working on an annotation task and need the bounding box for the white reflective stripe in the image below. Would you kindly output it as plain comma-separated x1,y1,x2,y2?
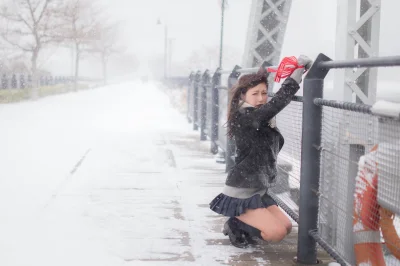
353,231,381,244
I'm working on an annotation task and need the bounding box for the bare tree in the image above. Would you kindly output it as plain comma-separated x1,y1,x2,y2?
0,0,64,98
62,0,100,91
87,23,126,84
87,23,123,85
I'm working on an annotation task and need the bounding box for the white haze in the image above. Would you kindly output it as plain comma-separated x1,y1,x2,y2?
37,0,400,84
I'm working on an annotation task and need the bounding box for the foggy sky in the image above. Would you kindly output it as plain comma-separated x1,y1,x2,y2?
42,0,399,81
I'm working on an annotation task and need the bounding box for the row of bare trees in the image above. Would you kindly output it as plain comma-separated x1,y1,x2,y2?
0,0,121,98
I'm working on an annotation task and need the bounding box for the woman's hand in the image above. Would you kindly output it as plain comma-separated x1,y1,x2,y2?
290,55,313,84
297,55,313,71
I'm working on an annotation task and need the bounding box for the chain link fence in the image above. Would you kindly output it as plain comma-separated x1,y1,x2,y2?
185,53,400,265
270,99,303,214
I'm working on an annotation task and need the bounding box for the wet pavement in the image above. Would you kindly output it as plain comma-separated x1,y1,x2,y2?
0,83,335,265
163,131,334,266
44,127,334,265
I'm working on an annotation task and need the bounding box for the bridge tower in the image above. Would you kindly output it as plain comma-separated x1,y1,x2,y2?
242,0,293,68
322,1,382,265
334,0,381,104
243,1,383,265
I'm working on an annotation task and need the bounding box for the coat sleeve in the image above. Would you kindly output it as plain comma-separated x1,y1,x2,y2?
237,77,300,128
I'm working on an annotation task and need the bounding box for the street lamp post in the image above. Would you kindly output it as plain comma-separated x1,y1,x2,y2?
219,0,226,69
157,18,168,79
163,23,168,79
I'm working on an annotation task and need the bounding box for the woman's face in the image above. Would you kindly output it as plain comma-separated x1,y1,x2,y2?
242,82,268,108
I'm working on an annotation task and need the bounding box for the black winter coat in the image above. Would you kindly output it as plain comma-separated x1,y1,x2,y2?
225,77,300,189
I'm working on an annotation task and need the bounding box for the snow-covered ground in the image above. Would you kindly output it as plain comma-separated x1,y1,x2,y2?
0,82,197,265
5,80,397,265
4,81,302,266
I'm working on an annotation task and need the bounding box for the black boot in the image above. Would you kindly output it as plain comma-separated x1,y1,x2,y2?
242,231,259,245
235,219,262,244
222,218,249,248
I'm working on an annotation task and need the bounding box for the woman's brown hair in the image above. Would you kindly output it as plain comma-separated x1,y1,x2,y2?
226,72,268,138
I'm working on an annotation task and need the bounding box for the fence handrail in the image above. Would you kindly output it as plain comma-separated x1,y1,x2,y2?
318,55,400,69
268,92,303,102
235,67,258,74
186,52,400,266
192,61,277,76
191,55,399,78
217,69,232,74
313,98,372,114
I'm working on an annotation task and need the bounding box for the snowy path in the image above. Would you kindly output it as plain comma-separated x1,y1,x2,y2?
0,82,330,265
0,82,230,265
0,82,195,265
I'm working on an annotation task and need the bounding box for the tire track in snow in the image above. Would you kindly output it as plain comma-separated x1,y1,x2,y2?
41,148,91,210
69,149,91,175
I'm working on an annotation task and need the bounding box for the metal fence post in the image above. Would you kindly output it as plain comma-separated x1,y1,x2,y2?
297,54,331,264
225,65,241,173
19,74,25,89
200,70,210,141
193,71,201,131
210,69,221,154
1,74,8,89
27,75,32,88
187,72,195,123
11,74,17,89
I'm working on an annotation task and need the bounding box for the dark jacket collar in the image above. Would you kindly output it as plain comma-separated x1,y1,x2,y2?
239,101,276,128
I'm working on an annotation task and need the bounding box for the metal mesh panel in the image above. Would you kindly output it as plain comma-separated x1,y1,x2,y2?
318,106,400,265
271,100,303,214
195,82,202,128
377,118,400,215
187,81,194,122
376,118,400,265
217,86,228,152
199,81,207,138
205,82,213,138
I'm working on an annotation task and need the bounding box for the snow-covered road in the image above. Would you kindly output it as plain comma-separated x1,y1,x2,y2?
0,81,315,266
0,82,201,265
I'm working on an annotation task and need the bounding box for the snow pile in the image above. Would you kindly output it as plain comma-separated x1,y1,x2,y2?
371,100,400,118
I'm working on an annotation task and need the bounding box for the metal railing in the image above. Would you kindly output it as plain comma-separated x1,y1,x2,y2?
298,53,400,265
1,73,74,89
186,53,400,266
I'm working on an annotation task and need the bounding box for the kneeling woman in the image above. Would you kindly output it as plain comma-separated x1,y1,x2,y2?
210,55,312,248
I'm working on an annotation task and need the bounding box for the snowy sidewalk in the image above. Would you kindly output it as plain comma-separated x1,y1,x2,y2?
0,82,331,265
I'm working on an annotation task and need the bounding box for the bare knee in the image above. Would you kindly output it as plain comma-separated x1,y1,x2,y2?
286,222,292,235
265,205,292,235
260,224,287,243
